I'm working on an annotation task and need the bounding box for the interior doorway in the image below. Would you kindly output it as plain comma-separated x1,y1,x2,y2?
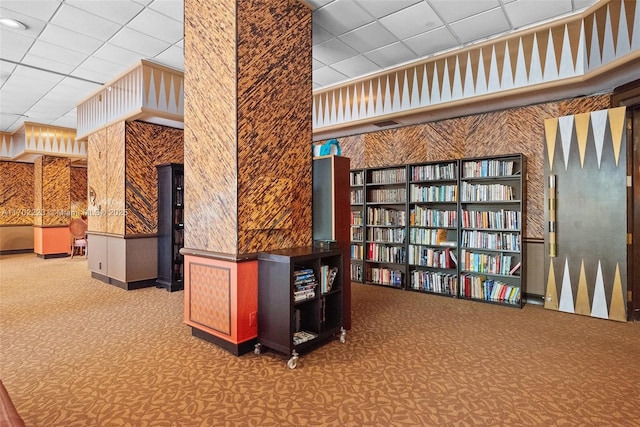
613,80,640,321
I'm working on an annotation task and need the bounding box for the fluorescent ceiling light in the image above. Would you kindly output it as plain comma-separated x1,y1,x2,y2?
0,18,27,30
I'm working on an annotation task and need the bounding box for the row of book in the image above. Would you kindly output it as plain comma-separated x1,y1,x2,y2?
462,160,518,178
367,207,406,226
350,244,363,260
319,265,338,294
461,209,520,230
366,243,406,264
409,270,458,295
350,171,364,186
367,227,405,244
410,163,457,182
408,246,457,269
366,267,403,287
409,228,456,246
459,274,521,304
461,230,520,251
350,226,363,241
367,188,407,203
350,210,363,225
410,206,457,227
460,182,516,202
293,268,317,302
369,168,406,185
350,263,363,281
350,188,363,204
409,184,457,202
460,250,517,276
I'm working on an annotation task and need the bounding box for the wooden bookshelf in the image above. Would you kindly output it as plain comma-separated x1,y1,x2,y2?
349,169,365,283
255,247,346,369
156,163,184,292
350,154,526,308
363,165,407,289
459,154,526,307
407,160,459,297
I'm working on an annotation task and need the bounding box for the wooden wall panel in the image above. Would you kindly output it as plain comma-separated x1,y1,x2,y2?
106,122,125,235
333,94,611,240
236,0,312,254
41,156,70,226
70,167,87,219
87,129,106,233
338,134,365,169
125,121,183,235
184,0,238,254
33,157,43,227
0,161,34,225
558,94,611,116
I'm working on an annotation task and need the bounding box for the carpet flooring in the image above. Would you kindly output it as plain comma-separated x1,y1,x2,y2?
1,254,639,426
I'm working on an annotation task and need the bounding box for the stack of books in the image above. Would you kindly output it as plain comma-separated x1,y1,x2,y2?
293,268,317,302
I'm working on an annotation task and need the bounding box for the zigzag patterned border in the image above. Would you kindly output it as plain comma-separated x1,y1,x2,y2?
314,0,639,130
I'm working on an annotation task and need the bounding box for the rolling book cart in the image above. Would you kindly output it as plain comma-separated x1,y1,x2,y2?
255,246,346,369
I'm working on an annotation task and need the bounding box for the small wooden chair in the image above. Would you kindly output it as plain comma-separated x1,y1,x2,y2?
69,218,88,258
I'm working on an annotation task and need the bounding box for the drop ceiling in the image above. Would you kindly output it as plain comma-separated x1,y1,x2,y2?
0,0,599,135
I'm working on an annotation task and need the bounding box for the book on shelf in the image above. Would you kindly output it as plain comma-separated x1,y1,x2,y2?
509,261,521,275
293,330,318,345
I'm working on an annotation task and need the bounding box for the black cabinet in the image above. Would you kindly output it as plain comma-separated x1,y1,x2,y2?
156,163,184,292
255,246,345,369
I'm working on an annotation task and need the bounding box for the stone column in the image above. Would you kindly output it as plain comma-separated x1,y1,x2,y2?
183,0,312,354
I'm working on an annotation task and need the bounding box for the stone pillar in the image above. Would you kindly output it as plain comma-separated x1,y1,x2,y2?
33,155,71,258
183,0,312,354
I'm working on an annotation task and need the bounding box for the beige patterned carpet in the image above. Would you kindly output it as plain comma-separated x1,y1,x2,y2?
1,253,639,426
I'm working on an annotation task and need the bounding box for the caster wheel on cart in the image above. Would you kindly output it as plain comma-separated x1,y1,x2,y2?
287,350,299,369
339,327,346,344
254,343,262,355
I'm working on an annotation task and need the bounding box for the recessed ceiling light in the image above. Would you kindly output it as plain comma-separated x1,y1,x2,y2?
0,18,28,30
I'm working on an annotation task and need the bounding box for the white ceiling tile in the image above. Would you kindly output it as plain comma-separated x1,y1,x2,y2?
22,54,76,75
0,115,21,131
175,39,184,48
331,55,380,78
313,38,358,64
93,43,142,67
379,2,443,40
51,4,123,41
313,66,349,87
449,7,511,44
51,112,77,129
339,21,397,53
404,27,460,57
313,59,325,71
109,27,171,57
65,0,144,25
313,1,373,36
148,0,183,22
56,77,103,93
0,1,61,22
127,8,183,44
0,8,48,40
307,0,334,8
38,25,103,55
28,40,88,67
364,42,418,68
504,0,572,29
152,46,184,71
70,67,112,84
429,0,500,23
0,30,35,59
313,22,333,44
79,57,129,77
133,0,154,5
12,64,65,84
353,0,422,19
573,0,599,11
